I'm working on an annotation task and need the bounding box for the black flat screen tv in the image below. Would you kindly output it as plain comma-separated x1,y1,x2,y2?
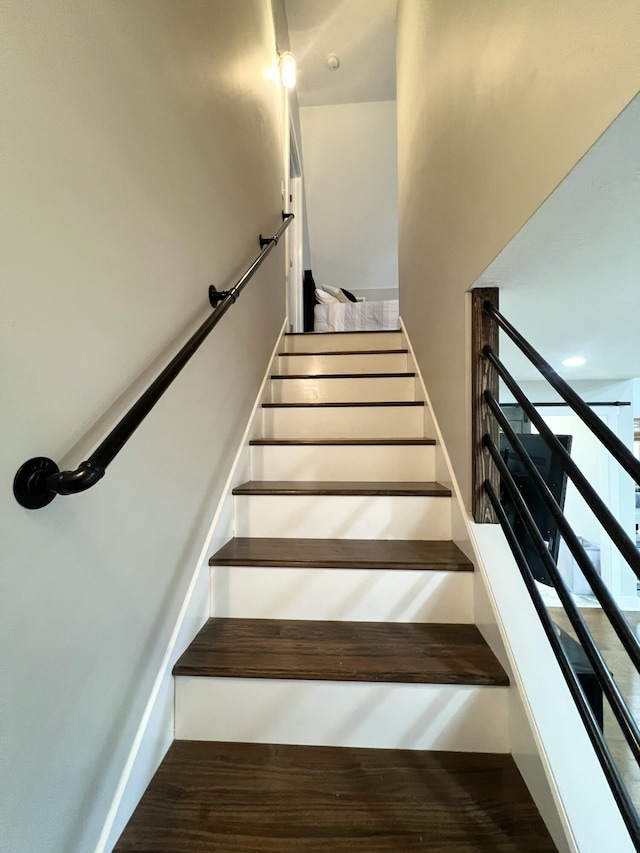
499,432,573,587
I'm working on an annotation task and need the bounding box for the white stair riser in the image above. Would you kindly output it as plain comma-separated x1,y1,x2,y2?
270,376,415,404
233,494,452,539
250,444,436,481
278,353,408,375
175,678,509,752
210,567,473,623
284,332,404,353
262,406,424,439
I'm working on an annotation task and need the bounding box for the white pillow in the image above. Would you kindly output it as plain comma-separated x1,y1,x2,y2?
315,288,340,304
322,285,350,304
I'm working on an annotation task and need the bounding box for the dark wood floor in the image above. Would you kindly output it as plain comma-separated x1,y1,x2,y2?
271,371,417,379
550,606,640,811
262,401,425,408
173,618,509,686
114,740,557,852
209,537,473,571
279,348,409,356
285,330,400,337
250,438,436,445
232,480,451,497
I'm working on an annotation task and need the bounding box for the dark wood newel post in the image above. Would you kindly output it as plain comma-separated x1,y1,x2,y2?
471,288,499,523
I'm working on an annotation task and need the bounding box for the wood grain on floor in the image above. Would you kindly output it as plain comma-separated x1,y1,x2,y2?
114,740,556,852
231,480,451,497
549,606,640,811
279,349,409,356
250,438,436,445
173,618,509,686
209,537,473,571
271,372,417,379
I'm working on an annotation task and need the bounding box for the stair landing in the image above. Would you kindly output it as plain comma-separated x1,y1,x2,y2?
114,740,557,852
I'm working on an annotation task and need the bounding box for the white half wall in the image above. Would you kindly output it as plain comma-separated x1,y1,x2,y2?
1,2,286,851
300,100,398,294
397,0,640,507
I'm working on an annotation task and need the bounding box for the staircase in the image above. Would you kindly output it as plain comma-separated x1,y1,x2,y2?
114,330,556,851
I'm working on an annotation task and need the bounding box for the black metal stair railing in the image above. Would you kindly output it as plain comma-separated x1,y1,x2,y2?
13,212,294,510
482,300,640,486
473,293,640,848
485,481,640,835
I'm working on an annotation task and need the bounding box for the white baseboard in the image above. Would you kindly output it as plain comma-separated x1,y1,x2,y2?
95,319,287,853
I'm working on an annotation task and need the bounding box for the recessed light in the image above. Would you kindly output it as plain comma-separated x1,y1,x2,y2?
562,356,586,367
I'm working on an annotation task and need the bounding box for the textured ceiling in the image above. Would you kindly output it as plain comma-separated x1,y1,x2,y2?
475,93,640,383
284,0,397,106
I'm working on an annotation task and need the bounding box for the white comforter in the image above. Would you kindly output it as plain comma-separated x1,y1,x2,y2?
314,300,399,332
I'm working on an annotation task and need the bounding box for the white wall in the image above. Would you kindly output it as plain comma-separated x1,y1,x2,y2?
475,94,640,384
1,2,286,851
300,100,398,294
351,287,399,302
397,0,640,507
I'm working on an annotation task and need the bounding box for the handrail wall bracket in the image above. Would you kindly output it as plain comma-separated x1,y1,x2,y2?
208,286,235,308
13,457,60,509
14,457,106,509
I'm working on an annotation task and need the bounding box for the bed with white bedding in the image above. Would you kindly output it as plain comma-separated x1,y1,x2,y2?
313,299,399,332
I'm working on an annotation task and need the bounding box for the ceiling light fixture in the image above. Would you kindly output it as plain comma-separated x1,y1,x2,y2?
327,54,340,71
562,356,586,367
280,51,296,89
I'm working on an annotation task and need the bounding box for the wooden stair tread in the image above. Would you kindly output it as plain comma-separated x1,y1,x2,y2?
279,349,408,356
210,537,473,571
232,480,451,497
262,401,423,408
271,372,416,379
115,741,555,852
286,330,400,336
250,438,436,445
173,618,508,685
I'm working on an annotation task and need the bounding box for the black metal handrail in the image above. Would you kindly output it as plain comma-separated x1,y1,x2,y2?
483,346,640,581
501,401,631,408
483,300,640,487
485,435,640,764
485,482,640,843
13,213,294,509
484,389,640,673
475,299,640,846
